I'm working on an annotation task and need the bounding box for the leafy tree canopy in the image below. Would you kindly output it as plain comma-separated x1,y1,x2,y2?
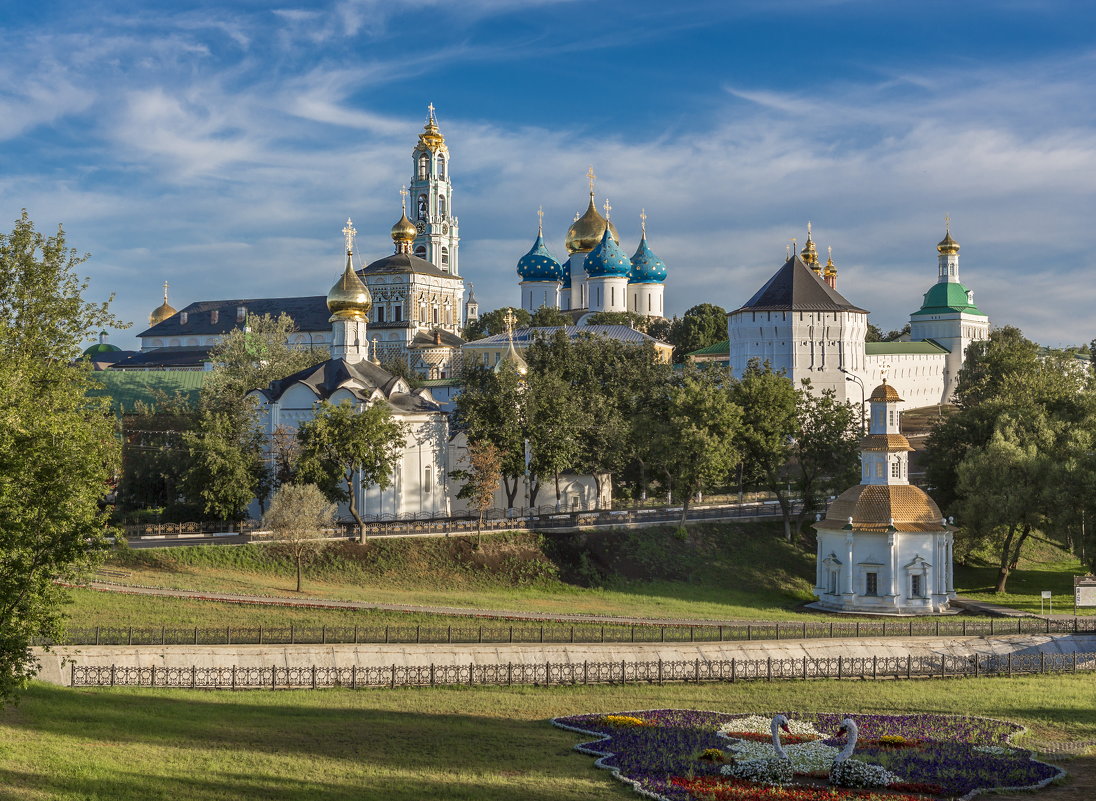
462,307,531,342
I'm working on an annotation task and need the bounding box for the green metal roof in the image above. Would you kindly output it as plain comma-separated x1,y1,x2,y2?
87,370,207,414
911,282,986,317
419,378,460,387
685,339,730,357
865,340,950,355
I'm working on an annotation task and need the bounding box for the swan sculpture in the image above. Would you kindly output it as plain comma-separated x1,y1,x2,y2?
721,714,796,785
770,714,792,759
829,717,901,789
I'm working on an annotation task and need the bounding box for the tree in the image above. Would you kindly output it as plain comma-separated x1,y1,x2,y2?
732,359,800,542
295,401,406,540
0,211,125,704
184,313,328,519
529,306,572,327
791,380,861,531
651,370,742,524
525,371,584,506
451,441,502,533
865,323,884,343
379,357,423,388
453,362,526,507
585,310,651,332
261,483,336,592
116,396,200,521
668,303,727,362
462,307,531,342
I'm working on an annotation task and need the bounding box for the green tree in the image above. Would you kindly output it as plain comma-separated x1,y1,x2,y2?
792,380,861,530
184,313,327,519
116,397,199,521
585,310,651,332
526,371,584,506
732,359,799,542
295,401,407,540
865,323,884,343
529,306,572,327
652,370,742,524
668,303,727,362
0,211,124,704
453,363,526,507
261,483,336,592
462,307,531,342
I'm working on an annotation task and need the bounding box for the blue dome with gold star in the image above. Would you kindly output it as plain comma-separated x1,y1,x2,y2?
628,234,667,283
516,232,564,283
584,226,632,278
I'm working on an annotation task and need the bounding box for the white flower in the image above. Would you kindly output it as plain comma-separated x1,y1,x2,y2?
721,757,794,785
829,758,900,789
721,739,842,774
719,715,823,738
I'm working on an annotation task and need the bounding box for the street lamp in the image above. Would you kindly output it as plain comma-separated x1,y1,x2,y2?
840,368,866,434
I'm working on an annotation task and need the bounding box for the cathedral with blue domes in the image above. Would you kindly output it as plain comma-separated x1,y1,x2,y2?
516,169,668,322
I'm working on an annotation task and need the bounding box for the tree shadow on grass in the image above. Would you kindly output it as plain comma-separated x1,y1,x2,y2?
0,685,626,801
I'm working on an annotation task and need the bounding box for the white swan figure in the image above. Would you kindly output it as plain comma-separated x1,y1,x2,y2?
771,714,792,760
834,717,858,762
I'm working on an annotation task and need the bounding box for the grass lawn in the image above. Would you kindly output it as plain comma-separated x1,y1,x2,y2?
955,538,1096,616
82,524,824,624
0,676,1091,801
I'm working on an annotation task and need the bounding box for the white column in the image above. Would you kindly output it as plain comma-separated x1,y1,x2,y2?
843,533,854,597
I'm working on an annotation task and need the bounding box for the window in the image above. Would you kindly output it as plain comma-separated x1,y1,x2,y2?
910,574,923,597
424,466,431,493
441,247,449,270
394,305,402,322
376,307,385,323
865,572,878,596
875,462,884,478
418,155,428,180
891,460,901,478
828,570,838,595
415,246,426,259
433,307,439,324
417,194,428,219
438,195,447,217
437,155,446,179
210,310,219,324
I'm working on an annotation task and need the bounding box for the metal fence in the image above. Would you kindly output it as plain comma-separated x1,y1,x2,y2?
119,501,789,540
51,615,1096,647
70,649,1096,689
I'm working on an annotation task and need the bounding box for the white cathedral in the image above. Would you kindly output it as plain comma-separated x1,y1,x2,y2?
727,222,989,411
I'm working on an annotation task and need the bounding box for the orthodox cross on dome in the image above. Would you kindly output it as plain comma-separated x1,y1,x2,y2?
640,208,647,237
791,238,797,253
162,280,169,301
427,102,436,122
586,165,596,195
603,198,612,220
502,307,518,345
400,185,409,213
807,220,813,239
786,244,791,259
945,213,951,234
537,205,544,235
342,218,357,254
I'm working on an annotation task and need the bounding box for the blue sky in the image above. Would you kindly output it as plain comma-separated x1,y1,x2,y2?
2,0,1095,348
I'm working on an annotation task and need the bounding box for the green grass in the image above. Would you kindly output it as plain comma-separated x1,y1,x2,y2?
0,676,1090,800
87,524,824,623
955,537,1096,615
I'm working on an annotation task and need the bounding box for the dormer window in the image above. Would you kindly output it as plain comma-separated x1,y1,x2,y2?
180,311,189,325
236,305,246,322
210,310,219,324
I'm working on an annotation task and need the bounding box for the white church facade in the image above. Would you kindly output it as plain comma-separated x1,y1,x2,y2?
812,380,955,615
727,224,989,411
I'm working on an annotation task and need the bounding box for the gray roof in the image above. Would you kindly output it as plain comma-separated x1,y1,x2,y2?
137,296,329,338
734,255,867,314
410,329,466,349
258,358,441,414
468,325,660,347
358,253,460,279
110,346,214,370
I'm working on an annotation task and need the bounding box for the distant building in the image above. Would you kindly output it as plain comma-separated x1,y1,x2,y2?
462,325,673,370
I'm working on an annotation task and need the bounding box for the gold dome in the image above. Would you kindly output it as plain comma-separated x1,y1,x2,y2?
391,211,417,244
800,223,820,270
494,338,529,378
327,255,372,320
565,194,620,254
937,229,960,254
824,247,837,278
869,380,903,403
416,104,447,153
149,281,176,326
817,484,945,533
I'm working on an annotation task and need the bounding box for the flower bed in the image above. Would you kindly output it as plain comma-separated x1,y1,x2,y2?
551,710,1065,801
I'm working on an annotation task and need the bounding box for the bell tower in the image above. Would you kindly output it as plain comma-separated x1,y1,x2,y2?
409,104,459,276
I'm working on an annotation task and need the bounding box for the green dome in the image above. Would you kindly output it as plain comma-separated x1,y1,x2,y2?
83,342,122,356
911,282,986,317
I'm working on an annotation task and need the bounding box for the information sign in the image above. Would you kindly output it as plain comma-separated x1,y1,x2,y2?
1075,576,1096,613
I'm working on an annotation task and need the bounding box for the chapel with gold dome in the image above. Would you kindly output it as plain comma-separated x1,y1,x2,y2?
811,379,955,615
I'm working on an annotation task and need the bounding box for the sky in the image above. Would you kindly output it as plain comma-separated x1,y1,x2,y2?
2,0,1095,349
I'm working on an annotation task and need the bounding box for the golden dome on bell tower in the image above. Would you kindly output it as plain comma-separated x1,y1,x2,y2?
937,217,960,254
415,103,448,153
801,222,820,271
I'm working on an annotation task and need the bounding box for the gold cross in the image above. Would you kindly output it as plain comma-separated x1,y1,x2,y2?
603,198,611,219
427,102,435,119
537,205,544,234
586,165,596,195
502,308,516,336
342,218,356,253
640,208,647,237
400,185,408,212
945,213,951,233
807,220,813,238
162,280,169,301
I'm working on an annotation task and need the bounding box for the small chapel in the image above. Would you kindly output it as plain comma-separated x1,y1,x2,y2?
811,379,955,615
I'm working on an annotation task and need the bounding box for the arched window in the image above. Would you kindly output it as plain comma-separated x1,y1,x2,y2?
438,195,447,218
437,154,446,179
418,155,428,180
440,247,449,270
432,306,439,324
376,307,386,323
414,245,427,259
417,194,428,220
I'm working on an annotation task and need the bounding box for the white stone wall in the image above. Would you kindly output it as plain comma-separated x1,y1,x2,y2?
521,281,561,313
910,311,989,400
586,276,628,313
856,353,948,411
628,283,664,317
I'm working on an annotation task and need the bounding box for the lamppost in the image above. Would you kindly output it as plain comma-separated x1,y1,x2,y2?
840,368,866,434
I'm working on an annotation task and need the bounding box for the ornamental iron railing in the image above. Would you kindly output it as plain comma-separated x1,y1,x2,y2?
47,614,1096,648
70,649,1096,689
